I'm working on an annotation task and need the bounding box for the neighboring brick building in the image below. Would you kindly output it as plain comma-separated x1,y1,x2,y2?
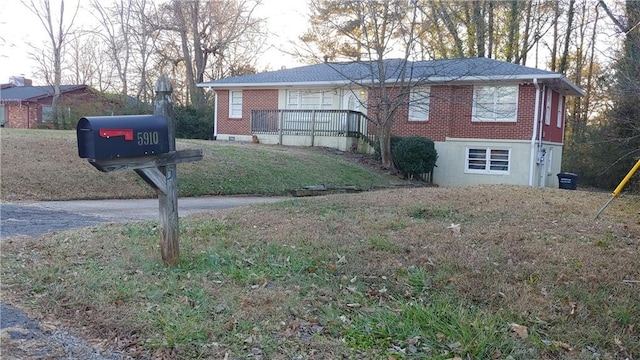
0,78,112,129
198,58,584,188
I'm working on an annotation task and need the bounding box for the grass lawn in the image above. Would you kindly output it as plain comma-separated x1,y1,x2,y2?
1,129,639,359
0,129,397,201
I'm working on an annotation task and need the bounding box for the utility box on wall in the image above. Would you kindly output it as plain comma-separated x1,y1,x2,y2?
77,115,169,160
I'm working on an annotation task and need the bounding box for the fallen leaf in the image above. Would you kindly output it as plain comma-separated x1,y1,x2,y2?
553,341,573,351
510,323,528,339
447,223,461,237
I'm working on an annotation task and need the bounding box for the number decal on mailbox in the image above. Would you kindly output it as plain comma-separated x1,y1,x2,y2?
137,131,160,146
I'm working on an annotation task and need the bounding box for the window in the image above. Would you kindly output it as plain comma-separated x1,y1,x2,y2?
41,105,54,122
229,90,242,118
286,90,333,110
472,85,518,122
465,147,511,174
0,105,5,126
556,95,564,128
544,90,552,125
408,86,430,121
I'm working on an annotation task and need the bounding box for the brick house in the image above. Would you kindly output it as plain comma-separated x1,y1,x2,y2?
197,58,584,188
0,78,113,129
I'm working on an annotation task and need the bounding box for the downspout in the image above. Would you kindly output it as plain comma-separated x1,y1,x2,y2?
213,90,218,140
538,85,547,186
529,79,541,186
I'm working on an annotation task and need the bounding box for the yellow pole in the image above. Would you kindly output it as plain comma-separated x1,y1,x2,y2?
594,159,640,220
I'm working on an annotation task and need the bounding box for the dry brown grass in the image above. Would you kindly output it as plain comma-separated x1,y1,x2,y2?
0,129,155,201
2,185,639,359
0,129,397,201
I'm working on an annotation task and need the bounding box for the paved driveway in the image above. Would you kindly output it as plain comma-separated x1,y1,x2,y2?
0,196,286,238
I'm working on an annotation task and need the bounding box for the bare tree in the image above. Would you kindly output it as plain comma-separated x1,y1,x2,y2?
413,0,554,65
152,0,265,108
22,0,79,122
129,0,160,104
310,0,430,168
600,0,640,153
89,0,135,98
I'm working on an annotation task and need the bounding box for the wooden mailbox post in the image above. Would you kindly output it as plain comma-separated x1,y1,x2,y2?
76,75,202,265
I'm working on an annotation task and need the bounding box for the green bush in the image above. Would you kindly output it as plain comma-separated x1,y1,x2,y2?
174,106,213,140
391,136,438,178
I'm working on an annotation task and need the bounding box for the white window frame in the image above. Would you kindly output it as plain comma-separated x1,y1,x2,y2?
408,86,430,121
556,95,564,128
286,89,334,110
472,85,519,122
229,90,242,118
465,147,511,174
544,89,552,125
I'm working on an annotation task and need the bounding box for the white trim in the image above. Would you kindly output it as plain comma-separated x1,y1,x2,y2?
229,90,242,118
408,86,430,121
213,91,218,138
544,89,552,125
198,74,585,97
472,85,519,122
465,146,512,175
445,137,529,144
530,79,541,186
556,95,564,128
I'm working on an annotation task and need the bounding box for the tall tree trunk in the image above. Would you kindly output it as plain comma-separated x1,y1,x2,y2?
550,0,560,71
487,1,494,58
558,0,576,74
473,0,486,57
433,1,464,57
517,0,533,65
505,0,519,62
188,1,206,108
581,2,599,140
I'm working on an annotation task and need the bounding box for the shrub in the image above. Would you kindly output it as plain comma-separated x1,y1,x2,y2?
373,135,403,161
391,136,438,178
174,106,214,140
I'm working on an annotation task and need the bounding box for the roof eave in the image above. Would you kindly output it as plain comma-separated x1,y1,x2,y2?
197,80,357,89
198,74,585,97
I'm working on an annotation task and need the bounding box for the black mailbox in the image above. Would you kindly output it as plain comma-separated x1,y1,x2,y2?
77,115,170,160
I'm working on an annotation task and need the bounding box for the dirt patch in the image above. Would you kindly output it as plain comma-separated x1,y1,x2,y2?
309,146,393,177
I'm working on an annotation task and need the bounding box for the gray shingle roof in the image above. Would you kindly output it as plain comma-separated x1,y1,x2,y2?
198,57,584,96
0,85,85,102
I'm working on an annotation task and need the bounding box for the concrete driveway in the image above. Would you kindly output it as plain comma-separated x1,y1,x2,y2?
0,196,286,238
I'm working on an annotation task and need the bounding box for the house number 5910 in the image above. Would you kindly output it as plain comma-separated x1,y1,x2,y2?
137,131,159,145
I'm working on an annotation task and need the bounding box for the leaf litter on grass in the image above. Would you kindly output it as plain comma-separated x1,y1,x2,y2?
1,185,639,359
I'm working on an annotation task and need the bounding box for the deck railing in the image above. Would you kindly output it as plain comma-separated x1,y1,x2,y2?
251,109,368,137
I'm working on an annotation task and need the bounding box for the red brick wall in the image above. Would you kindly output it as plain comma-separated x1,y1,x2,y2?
4,103,40,128
384,84,537,141
3,87,108,129
214,84,548,143
216,89,279,135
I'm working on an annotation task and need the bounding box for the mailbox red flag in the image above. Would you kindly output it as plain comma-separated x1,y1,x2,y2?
99,129,134,141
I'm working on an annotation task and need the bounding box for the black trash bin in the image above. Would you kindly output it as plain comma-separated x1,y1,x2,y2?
557,172,578,190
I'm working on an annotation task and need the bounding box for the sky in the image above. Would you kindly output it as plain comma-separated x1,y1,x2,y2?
0,0,308,85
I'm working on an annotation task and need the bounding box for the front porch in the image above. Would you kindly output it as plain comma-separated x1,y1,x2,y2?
250,109,374,152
